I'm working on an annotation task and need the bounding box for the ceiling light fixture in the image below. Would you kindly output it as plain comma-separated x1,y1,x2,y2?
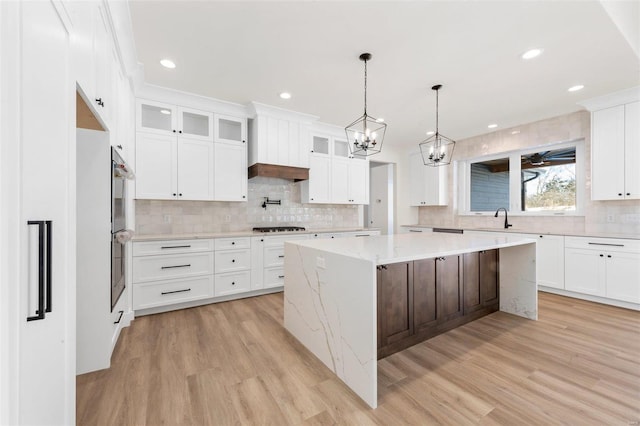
488,124,498,129
160,109,171,115
568,85,584,92
521,48,543,60
419,85,455,167
376,118,385,123
279,92,291,99
345,53,386,157
160,59,176,69
426,131,435,136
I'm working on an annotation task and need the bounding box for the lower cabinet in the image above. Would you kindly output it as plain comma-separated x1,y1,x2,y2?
377,251,498,359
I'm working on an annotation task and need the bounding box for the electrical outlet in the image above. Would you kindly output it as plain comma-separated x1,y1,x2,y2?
606,213,615,223
163,214,171,224
316,256,326,269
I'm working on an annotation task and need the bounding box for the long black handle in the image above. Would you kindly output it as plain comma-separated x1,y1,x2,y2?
161,288,191,295
161,245,191,249
27,220,52,321
588,242,624,247
161,264,191,269
113,310,124,324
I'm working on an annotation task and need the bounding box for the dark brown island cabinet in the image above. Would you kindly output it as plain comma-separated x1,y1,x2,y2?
377,250,499,359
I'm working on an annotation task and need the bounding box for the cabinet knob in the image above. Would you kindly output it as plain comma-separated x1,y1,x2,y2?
600,254,604,257
310,150,314,153
232,259,235,263
310,198,314,201
179,193,183,196
260,239,263,242
173,193,177,196
607,255,612,258
231,282,235,286
231,241,235,245
242,195,246,199
618,193,623,196
173,130,176,133
242,140,246,144
179,130,182,134
627,193,631,196
539,235,543,238
116,145,123,150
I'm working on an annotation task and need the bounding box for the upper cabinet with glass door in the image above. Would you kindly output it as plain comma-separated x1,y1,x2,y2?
333,138,350,159
310,135,330,156
136,99,214,142
214,114,247,145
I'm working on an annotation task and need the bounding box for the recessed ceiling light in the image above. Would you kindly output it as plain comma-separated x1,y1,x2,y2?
521,48,543,60
511,130,521,135
488,124,498,129
568,85,584,92
279,92,291,99
160,59,176,69
160,109,171,115
376,118,385,123
426,130,435,136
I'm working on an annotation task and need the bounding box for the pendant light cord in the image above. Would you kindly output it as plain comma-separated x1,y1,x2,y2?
435,88,439,135
363,59,368,116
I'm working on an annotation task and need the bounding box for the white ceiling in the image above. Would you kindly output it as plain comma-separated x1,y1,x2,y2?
128,1,639,148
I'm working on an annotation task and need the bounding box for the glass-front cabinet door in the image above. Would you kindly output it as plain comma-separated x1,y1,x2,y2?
214,114,247,145
311,135,330,156
334,138,350,159
179,107,214,142
136,99,177,135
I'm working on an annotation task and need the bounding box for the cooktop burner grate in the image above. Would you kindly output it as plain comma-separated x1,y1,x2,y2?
252,226,306,233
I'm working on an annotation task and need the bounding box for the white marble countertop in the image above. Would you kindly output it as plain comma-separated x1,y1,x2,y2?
288,233,535,265
401,224,640,240
132,227,379,242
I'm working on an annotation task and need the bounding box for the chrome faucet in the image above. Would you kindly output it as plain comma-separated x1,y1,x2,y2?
494,207,512,229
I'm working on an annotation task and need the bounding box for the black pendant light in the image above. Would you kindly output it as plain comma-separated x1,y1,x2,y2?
419,84,455,166
345,53,386,157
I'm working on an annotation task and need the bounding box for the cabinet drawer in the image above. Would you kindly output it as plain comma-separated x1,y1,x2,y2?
133,252,214,283
214,249,250,273
264,267,285,288
215,237,250,250
133,275,213,310
264,246,285,267
564,236,640,252
262,234,309,247
214,271,251,296
133,239,214,256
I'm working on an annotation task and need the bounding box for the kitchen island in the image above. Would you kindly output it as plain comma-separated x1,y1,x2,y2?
283,233,537,408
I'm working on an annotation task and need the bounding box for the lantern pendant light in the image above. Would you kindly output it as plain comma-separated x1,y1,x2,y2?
345,53,387,157
419,84,455,166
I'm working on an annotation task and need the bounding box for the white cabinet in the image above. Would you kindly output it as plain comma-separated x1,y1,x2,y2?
215,114,247,145
136,100,214,141
409,152,448,206
302,133,369,204
301,154,332,203
135,133,178,200
528,234,565,290
251,234,309,290
214,237,251,297
4,1,74,423
591,101,640,200
248,103,315,168
214,141,248,201
565,237,640,303
132,240,215,310
135,99,247,201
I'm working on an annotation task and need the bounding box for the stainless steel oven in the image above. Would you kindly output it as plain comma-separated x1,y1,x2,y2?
111,148,130,310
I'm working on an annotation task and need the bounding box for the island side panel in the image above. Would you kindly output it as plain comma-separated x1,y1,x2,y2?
499,242,538,320
283,242,378,408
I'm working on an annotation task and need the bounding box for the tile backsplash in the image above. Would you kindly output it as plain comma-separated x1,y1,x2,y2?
418,111,640,236
135,177,360,235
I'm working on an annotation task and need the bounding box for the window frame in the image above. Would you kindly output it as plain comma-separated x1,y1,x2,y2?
456,139,585,217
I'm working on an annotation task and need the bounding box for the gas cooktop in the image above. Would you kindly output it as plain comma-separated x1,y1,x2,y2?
253,226,306,233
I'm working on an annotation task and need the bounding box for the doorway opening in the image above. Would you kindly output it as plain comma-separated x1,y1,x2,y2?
365,161,395,234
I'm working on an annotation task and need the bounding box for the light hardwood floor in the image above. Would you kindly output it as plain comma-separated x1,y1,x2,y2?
77,292,640,425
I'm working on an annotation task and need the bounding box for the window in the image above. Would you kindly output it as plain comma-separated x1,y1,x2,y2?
459,140,584,215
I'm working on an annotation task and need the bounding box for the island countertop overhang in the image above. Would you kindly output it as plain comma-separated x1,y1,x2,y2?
285,233,536,265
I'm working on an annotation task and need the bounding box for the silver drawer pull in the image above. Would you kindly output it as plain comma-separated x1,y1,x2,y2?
588,242,624,247
355,234,368,237
161,264,191,269
278,255,285,258
161,245,191,249
278,275,285,279
161,288,191,295
409,230,422,233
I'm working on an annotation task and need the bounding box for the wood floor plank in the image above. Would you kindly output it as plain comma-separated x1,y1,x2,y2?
77,292,640,425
